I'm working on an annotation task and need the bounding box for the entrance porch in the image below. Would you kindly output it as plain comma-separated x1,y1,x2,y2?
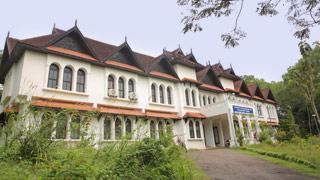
202,114,233,148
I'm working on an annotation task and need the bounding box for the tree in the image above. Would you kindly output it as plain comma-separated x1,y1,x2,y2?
177,0,320,48
285,43,320,130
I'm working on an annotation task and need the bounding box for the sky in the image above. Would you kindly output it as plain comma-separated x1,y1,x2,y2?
0,0,319,82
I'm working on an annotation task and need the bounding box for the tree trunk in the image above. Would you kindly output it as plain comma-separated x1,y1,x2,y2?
310,100,320,131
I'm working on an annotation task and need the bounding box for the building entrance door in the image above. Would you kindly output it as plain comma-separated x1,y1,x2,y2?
213,126,220,145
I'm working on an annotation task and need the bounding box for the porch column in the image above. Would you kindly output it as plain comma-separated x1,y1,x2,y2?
218,120,225,147
255,119,261,134
246,116,254,143
237,115,245,137
227,108,237,146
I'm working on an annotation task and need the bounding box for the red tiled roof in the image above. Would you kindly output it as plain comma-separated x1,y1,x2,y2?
47,46,97,62
199,83,224,92
184,112,206,119
32,96,94,111
105,60,144,72
145,109,181,119
181,77,202,85
97,104,144,116
149,71,179,81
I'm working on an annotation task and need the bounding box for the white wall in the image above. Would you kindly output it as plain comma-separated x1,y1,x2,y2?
219,77,234,90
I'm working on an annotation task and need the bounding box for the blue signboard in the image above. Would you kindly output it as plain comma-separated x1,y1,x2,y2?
232,105,253,114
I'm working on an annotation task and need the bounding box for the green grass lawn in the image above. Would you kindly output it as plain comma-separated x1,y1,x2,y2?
236,136,320,178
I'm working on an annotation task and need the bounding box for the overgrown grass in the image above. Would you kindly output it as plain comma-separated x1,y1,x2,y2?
0,137,206,179
237,136,320,178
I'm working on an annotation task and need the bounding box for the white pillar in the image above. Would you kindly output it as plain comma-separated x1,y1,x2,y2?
246,116,254,143
237,115,245,137
227,109,237,146
219,120,225,146
72,70,77,92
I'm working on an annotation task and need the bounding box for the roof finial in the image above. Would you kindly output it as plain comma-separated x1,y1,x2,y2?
190,48,193,54
125,35,127,43
178,44,181,49
6,31,10,39
230,63,233,69
75,19,78,27
53,23,56,29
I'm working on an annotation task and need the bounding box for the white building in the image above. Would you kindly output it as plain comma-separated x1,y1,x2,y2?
0,25,278,149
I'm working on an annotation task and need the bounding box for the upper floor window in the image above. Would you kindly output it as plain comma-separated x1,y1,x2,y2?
208,97,211,104
191,90,196,107
128,79,135,93
62,67,73,91
185,89,190,106
159,86,165,104
256,104,263,116
48,64,59,89
108,75,115,90
203,96,206,106
151,84,157,102
118,77,125,98
167,87,172,105
76,69,85,92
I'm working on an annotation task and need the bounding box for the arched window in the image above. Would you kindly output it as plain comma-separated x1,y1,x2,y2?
159,86,164,104
189,121,195,138
76,69,85,92
150,120,156,139
115,118,122,140
212,98,216,103
203,96,206,106
108,75,115,91
151,84,157,102
191,90,196,107
118,77,125,98
104,117,111,140
185,89,190,106
167,87,172,105
70,115,80,139
196,121,201,138
128,79,134,93
158,121,164,137
48,64,59,89
63,67,73,91
208,97,211,104
125,119,132,139
55,114,68,139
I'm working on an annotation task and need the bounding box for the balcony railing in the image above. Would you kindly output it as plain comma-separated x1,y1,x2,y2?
200,101,228,118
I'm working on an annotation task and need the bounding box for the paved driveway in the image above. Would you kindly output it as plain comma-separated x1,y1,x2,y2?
190,149,317,180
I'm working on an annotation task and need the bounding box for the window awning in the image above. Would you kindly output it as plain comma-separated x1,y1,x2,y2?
183,112,206,119
32,96,94,111
145,109,181,120
97,104,144,117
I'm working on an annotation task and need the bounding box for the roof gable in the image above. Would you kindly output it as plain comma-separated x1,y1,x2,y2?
234,80,251,95
47,26,97,59
148,55,179,80
197,66,224,89
262,88,276,102
248,84,264,99
185,52,197,63
106,42,144,71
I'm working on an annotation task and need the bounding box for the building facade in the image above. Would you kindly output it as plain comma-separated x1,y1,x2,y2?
0,25,278,149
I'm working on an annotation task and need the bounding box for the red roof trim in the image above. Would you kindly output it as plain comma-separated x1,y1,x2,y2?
105,60,144,72
149,71,179,81
181,77,202,85
47,46,97,62
199,84,224,92
183,112,206,119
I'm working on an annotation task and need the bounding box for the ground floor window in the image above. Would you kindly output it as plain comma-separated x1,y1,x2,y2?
115,118,122,140
188,119,202,139
55,114,68,139
70,115,80,139
104,117,111,140
103,115,135,141
149,119,173,139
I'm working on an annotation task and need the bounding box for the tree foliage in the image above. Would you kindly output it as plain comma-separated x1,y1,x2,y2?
177,0,320,47
242,43,320,136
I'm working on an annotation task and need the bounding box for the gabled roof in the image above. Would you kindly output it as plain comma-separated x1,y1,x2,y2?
247,84,265,101
185,52,197,63
211,63,240,80
164,50,198,68
104,41,145,72
46,26,99,59
234,80,251,97
261,88,276,103
147,54,180,81
196,66,224,91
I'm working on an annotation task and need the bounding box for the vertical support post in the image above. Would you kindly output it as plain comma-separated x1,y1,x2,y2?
227,108,237,147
